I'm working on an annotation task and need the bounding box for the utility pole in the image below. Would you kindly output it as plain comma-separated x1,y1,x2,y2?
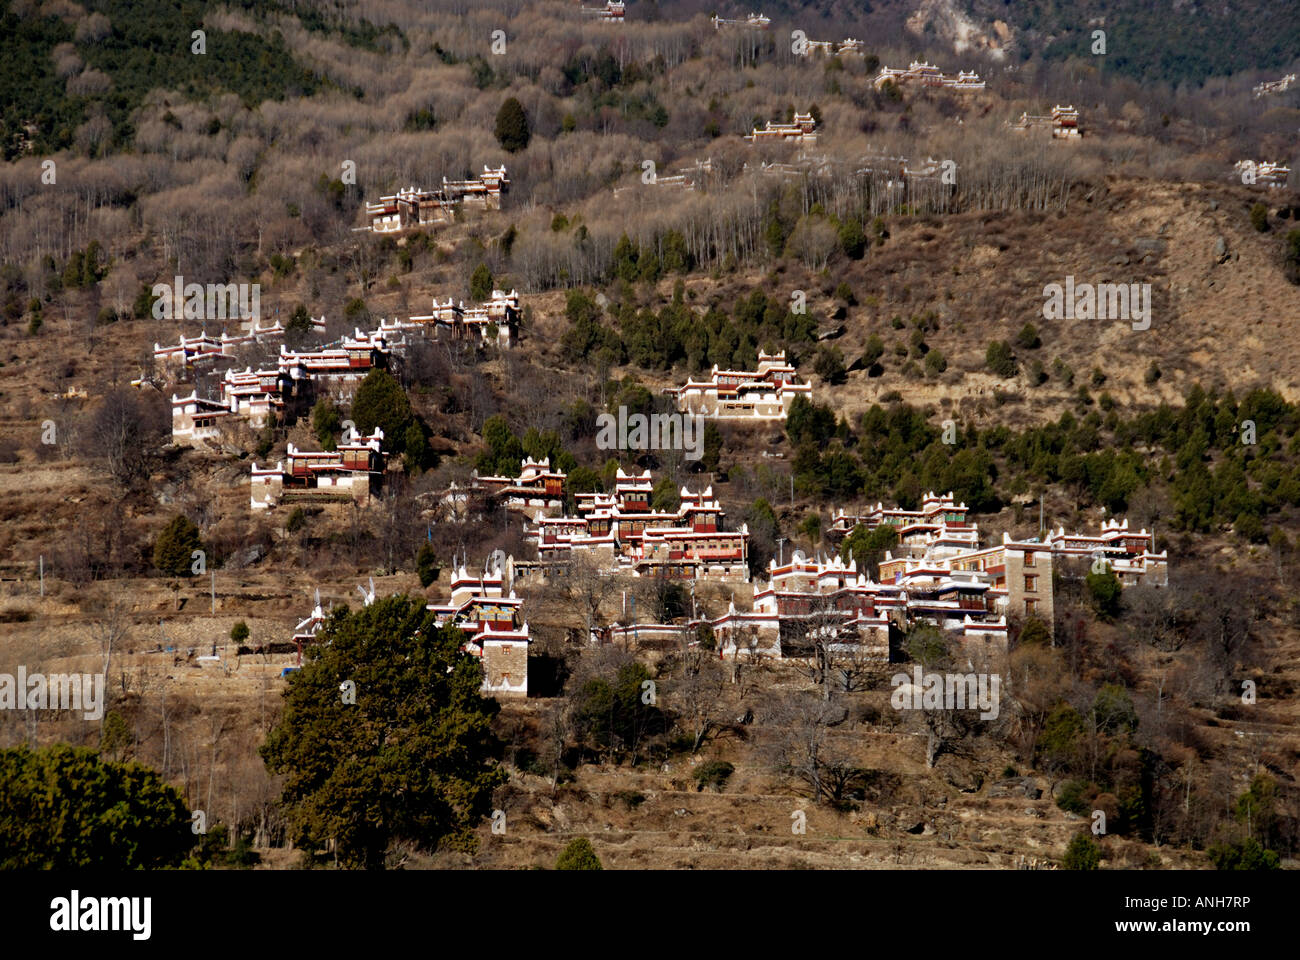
777,537,787,567
210,568,216,614
39,555,44,598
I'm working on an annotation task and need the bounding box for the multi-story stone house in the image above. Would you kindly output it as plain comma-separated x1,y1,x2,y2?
171,365,307,445
712,12,770,28
472,456,567,521
364,167,509,233
277,328,391,400
1234,160,1291,188
427,557,529,698
250,428,386,510
1046,519,1168,586
874,61,985,91
664,349,811,420
745,113,818,144
528,468,750,582
1253,74,1296,97
581,1,624,21
410,288,520,345
1012,105,1081,138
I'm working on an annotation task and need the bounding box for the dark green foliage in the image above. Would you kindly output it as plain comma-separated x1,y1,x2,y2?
651,475,677,512
287,303,312,336
312,397,342,448
862,333,885,367
231,621,250,644
571,661,666,762
1086,569,1123,619
1250,203,1269,233
1092,684,1138,735
478,415,523,476
1038,704,1086,771
494,96,531,152
0,1,323,159
841,523,898,579
351,368,415,456
1284,229,1300,285
838,218,866,260
813,345,847,384
470,262,493,301
191,822,261,868
1055,778,1092,816
692,760,735,792
786,395,837,447
1207,837,1280,870
1036,2,1300,86
561,289,623,364
1017,617,1052,646
986,340,1017,378
417,543,439,588
403,420,430,474
285,506,306,532
556,837,602,870
404,106,436,131
153,514,203,577
0,745,191,868
344,297,369,323
903,623,949,669
1063,832,1102,870
1015,322,1040,349
260,596,506,869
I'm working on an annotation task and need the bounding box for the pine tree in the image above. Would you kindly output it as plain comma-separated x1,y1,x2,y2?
494,97,531,153
153,514,203,577
261,596,506,869
0,745,191,868
556,837,602,870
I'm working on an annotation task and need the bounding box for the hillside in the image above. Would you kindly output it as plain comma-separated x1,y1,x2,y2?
1,0,1298,876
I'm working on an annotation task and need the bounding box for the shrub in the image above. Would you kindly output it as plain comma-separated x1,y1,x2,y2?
1086,569,1122,619
230,621,249,644
813,345,846,385
1284,229,1300,284
1018,617,1052,646
692,760,735,792
1249,202,1269,233
1063,832,1102,870
861,334,885,366
985,340,1017,378
470,262,493,301
1207,837,1280,870
556,837,602,870
417,543,440,587
285,507,306,532
1015,322,1040,349
153,515,203,577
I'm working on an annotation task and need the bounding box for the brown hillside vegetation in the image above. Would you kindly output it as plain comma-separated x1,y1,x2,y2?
2,0,1299,871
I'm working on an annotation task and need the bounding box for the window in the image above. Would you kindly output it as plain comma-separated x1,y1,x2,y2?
1024,552,1035,567
1024,599,1038,615
1024,575,1037,593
